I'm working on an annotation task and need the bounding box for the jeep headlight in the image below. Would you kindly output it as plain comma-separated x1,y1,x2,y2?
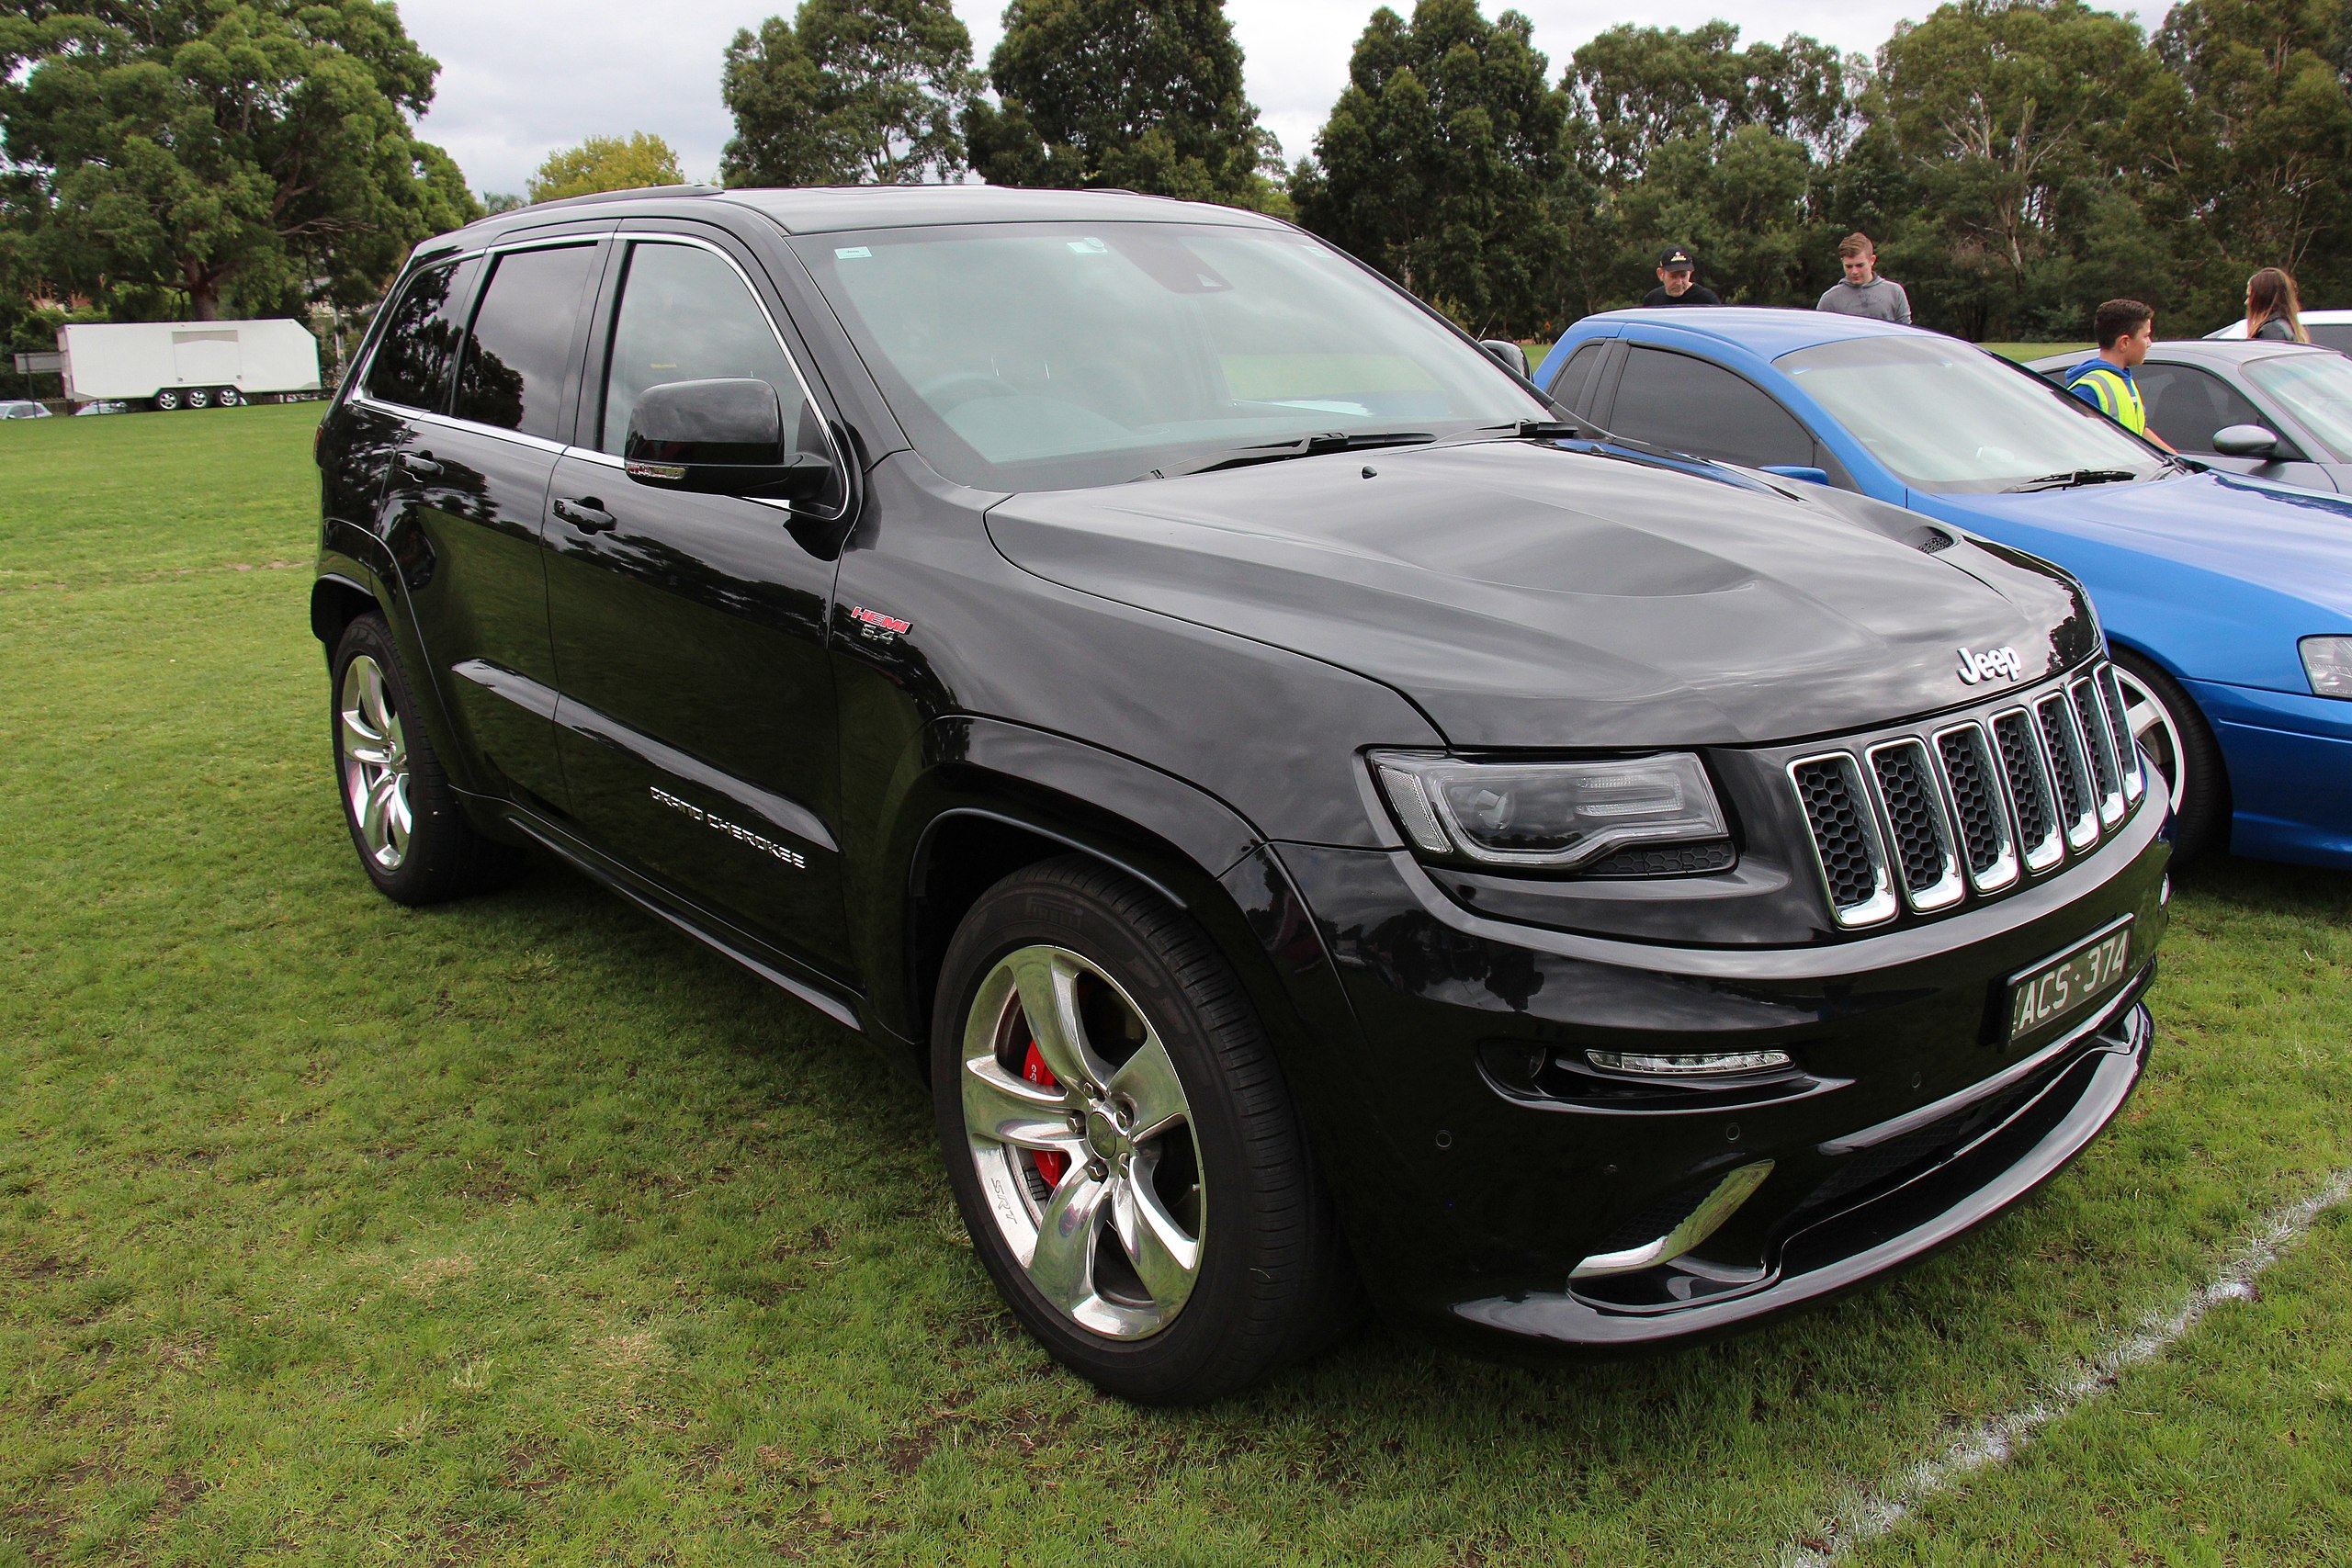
1370,750,1730,873
2301,637,2352,699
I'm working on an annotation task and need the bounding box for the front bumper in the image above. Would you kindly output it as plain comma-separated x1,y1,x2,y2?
1268,789,2169,1354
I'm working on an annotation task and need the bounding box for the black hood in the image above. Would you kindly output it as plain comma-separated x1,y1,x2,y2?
985,440,2094,748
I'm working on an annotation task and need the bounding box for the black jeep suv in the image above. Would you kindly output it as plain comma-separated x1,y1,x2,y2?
311,186,2168,1402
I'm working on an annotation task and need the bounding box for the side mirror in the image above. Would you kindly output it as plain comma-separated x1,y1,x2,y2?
1480,339,1530,378
2210,423,2282,459
625,378,834,500
1761,464,1832,486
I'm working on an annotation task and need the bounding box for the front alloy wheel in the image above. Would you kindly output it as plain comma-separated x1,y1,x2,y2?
960,944,1204,1339
932,857,1354,1403
338,652,412,872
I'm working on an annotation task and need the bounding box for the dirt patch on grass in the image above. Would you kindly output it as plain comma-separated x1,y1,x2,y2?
396,1253,476,1295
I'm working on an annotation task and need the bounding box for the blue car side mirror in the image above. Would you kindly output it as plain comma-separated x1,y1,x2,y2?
1762,465,1831,486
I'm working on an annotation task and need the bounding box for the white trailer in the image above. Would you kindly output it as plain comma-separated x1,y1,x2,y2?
58,319,322,411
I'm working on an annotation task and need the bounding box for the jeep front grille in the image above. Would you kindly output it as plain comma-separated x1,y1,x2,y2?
1790,661,2145,929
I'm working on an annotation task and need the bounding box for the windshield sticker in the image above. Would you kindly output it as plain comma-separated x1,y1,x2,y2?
1067,238,1108,255
834,246,871,260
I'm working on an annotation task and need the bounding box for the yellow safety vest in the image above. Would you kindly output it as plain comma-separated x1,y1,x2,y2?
2066,364,2147,436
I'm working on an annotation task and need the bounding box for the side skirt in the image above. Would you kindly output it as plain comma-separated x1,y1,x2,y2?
500,803,865,1034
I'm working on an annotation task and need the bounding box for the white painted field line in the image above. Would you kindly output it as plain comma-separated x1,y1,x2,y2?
1778,1168,2352,1567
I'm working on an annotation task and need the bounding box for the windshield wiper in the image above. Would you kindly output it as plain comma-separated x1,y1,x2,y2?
1137,429,1435,479
2007,468,2140,493
1458,417,1584,441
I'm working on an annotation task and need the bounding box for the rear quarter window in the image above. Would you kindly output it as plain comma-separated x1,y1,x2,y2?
363,261,473,412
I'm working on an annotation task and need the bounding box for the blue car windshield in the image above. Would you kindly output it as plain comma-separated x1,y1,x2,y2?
2245,351,2352,462
791,221,1547,491
1779,335,2169,493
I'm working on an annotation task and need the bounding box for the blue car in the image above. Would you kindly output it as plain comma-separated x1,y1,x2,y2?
1535,310,2352,867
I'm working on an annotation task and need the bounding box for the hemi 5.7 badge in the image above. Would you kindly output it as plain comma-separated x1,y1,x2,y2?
849,605,911,643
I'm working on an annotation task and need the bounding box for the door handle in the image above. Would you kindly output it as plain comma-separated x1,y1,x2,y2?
553,496,617,534
397,450,442,479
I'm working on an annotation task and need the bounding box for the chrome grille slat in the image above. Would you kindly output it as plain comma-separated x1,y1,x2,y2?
1867,739,1964,911
1991,707,2065,873
2035,693,2100,851
2096,661,2144,804
1788,666,2145,928
2070,675,2126,827
1931,720,2019,893
1789,753,1897,928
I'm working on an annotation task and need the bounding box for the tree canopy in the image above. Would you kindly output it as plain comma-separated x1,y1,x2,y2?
721,0,978,186
965,0,1279,206
0,0,476,321
1291,0,1568,336
527,133,686,203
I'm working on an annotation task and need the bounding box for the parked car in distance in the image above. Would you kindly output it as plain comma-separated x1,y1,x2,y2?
2205,309,2352,354
1538,309,2352,868
314,188,2167,1402
0,399,52,419
2027,340,2352,492
71,400,127,416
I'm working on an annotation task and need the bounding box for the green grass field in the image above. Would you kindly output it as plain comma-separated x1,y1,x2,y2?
5,405,2351,1565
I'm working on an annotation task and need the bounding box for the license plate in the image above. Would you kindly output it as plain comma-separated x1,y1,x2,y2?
2004,917,2133,1044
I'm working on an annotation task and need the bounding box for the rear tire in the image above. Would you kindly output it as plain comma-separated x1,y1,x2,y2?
933,856,1355,1404
2111,649,2226,863
331,614,520,905
215,387,243,408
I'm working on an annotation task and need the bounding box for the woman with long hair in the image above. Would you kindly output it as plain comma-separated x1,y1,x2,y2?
2245,267,2310,342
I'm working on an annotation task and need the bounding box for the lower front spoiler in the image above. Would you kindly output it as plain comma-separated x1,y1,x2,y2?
1450,1001,2150,1349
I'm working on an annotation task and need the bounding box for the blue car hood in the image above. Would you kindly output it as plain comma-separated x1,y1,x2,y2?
1952,470,2352,615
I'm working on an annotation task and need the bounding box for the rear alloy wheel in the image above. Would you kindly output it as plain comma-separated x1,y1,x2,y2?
933,856,1353,1404
331,614,519,904
214,387,243,408
187,388,212,409
2111,649,2226,863
153,389,182,412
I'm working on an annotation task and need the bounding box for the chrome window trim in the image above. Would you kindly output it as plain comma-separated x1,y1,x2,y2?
1990,705,2067,874
1928,719,2020,895
348,395,571,457
1787,750,1898,929
1863,738,1965,912
594,230,851,524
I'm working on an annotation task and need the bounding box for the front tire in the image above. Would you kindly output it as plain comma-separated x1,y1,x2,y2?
331,614,519,904
933,856,1352,1404
2112,649,2226,863
153,389,181,412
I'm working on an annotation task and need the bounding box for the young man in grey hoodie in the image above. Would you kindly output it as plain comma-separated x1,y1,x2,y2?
1816,233,1911,324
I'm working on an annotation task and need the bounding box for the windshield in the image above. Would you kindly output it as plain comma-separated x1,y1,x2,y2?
791,220,1548,491
1778,335,2168,493
2245,352,2352,461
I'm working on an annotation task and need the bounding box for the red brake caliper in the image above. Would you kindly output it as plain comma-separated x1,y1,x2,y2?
1022,1042,1069,1188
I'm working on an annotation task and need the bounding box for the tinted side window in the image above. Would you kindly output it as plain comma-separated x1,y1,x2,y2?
2308,323,2352,355
1550,341,1608,417
364,263,469,411
2134,363,2266,454
452,244,598,440
600,242,839,507
1611,346,1815,468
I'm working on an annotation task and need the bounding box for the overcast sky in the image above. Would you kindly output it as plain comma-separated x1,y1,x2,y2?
402,0,2169,199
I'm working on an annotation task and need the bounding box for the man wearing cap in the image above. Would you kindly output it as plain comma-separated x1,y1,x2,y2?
1643,246,1723,307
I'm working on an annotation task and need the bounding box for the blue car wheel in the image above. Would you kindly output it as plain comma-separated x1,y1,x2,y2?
2111,650,2225,863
